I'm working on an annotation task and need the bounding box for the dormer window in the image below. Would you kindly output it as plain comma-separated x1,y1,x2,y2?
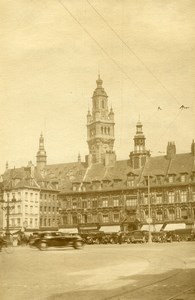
168,175,175,183
156,175,163,184
127,172,136,187
180,173,187,183
127,180,135,187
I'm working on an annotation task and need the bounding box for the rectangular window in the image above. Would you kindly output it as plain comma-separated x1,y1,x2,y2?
25,205,28,213
44,206,47,212
126,199,137,206
168,192,175,203
30,206,33,213
17,218,21,225
35,219,38,227
18,192,21,200
156,211,163,221
181,174,186,182
30,218,33,227
72,215,78,224
156,176,163,185
113,197,119,207
25,192,28,201
180,191,187,203
35,193,38,201
102,214,109,223
156,194,162,204
92,214,97,223
63,216,68,225
168,209,175,221
92,200,97,208
48,219,51,226
168,175,174,183
113,214,119,222
127,180,135,187
192,193,195,202
30,193,33,201
11,219,15,226
44,194,47,199
102,200,108,207
72,201,77,209
143,195,148,205
17,205,21,213
48,207,51,213
82,201,87,209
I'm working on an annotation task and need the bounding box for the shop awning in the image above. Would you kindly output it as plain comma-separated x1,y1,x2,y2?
141,224,163,232
100,226,120,233
59,228,78,234
164,223,186,231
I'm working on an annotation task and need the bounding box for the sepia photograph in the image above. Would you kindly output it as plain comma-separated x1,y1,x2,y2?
0,1,195,299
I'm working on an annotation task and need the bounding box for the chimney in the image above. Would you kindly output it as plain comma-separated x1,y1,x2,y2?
166,141,176,159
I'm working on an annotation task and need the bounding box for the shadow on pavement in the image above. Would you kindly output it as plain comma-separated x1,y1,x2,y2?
46,267,195,300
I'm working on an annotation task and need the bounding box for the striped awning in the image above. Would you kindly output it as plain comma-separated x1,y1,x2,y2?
59,228,78,234
141,224,163,232
164,223,186,231
100,226,120,233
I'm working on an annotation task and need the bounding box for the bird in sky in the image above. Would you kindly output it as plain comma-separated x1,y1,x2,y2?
180,105,190,110
158,106,162,110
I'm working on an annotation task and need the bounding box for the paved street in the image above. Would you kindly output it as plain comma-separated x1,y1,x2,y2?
0,242,195,300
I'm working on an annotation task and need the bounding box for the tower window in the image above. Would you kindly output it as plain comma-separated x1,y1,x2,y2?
102,100,104,108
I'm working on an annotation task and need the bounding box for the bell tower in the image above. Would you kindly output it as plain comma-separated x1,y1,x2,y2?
36,133,47,172
129,121,150,169
87,76,116,165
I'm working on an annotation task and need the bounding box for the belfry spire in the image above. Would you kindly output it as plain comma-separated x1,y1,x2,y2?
36,133,47,172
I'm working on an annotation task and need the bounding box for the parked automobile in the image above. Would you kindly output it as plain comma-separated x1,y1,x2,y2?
130,230,148,243
29,231,84,250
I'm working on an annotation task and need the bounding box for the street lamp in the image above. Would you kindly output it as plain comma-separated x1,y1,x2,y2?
0,192,17,241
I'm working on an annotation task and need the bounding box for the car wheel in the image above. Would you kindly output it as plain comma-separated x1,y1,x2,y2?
73,240,83,249
39,242,48,251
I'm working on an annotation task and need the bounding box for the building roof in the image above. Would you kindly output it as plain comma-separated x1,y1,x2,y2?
2,151,195,194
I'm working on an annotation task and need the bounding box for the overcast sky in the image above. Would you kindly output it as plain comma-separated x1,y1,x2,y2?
0,0,194,174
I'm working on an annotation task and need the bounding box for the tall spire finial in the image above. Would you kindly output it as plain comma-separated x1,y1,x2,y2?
96,74,103,87
78,152,81,163
6,161,8,170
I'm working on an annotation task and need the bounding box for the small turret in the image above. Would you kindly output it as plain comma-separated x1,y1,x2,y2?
36,133,47,172
129,121,150,169
191,140,195,156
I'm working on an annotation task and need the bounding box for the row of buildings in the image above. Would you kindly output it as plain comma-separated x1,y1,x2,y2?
0,76,195,234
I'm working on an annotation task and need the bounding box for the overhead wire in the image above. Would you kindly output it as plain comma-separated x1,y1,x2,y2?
55,0,190,155
86,0,182,107
57,0,157,105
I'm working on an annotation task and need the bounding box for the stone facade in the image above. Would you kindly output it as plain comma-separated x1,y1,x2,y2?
1,76,195,233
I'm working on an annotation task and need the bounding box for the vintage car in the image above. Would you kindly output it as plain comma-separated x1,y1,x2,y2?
130,230,148,243
29,231,84,250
